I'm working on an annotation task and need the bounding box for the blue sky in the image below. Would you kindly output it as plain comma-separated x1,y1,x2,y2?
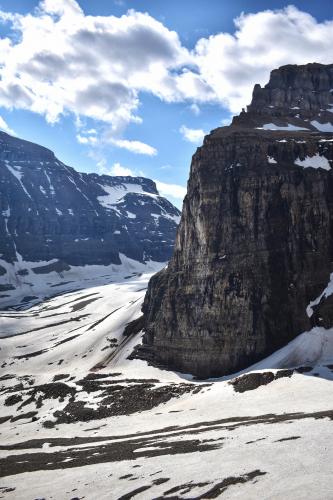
0,0,331,207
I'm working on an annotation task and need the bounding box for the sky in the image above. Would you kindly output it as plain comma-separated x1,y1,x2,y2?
0,1,331,207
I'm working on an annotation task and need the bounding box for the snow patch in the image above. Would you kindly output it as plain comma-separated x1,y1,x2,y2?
44,170,55,195
126,211,136,219
257,123,310,131
307,273,333,318
97,183,157,209
311,121,333,132
246,326,333,371
6,163,32,200
294,154,331,171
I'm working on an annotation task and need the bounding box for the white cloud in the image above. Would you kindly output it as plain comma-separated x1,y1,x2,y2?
155,180,186,200
189,103,200,115
111,138,157,156
0,1,331,147
221,117,232,126
180,125,205,144
0,0,189,130
109,162,135,176
0,115,15,135
39,0,83,17
192,6,333,112
93,157,145,178
76,134,97,144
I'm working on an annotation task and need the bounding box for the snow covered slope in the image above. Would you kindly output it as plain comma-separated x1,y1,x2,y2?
1,273,333,499
0,253,163,310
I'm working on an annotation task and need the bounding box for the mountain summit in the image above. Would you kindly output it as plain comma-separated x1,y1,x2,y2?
0,132,180,306
234,62,333,131
140,62,333,378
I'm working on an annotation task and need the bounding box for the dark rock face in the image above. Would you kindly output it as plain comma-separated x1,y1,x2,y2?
0,132,180,268
234,63,333,130
141,63,333,378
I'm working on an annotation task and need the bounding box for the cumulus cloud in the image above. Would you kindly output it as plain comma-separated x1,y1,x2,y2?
0,0,188,151
155,180,187,200
39,0,83,16
0,115,15,135
192,6,333,112
110,138,157,156
180,125,206,144
76,134,97,145
0,1,331,147
109,162,135,176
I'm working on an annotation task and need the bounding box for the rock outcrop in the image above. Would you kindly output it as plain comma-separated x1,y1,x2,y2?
140,63,333,378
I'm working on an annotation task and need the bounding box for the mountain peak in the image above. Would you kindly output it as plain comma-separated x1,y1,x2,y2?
232,62,333,132
0,131,56,162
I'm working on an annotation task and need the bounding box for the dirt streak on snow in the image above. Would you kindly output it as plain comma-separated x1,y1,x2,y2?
0,272,333,500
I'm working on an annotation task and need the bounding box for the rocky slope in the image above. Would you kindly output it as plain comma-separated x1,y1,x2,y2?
140,63,333,378
0,132,180,306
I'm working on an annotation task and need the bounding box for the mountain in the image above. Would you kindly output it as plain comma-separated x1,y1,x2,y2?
1,63,333,500
140,63,333,378
0,132,180,307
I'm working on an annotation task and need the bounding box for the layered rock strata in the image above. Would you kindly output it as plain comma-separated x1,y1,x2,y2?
140,63,333,378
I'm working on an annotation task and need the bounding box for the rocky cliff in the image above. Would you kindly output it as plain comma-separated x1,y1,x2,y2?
0,132,180,306
140,63,333,378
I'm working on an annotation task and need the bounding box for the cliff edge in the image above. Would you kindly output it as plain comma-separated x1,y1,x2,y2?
139,63,333,378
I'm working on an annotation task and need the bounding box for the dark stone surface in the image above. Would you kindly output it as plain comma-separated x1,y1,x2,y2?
234,62,333,130
230,370,294,393
141,63,333,378
0,131,180,270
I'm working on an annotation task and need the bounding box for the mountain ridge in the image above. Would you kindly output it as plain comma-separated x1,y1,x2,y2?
0,131,180,307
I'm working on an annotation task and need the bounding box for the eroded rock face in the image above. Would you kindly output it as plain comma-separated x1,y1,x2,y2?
141,63,333,378
234,63,333,131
